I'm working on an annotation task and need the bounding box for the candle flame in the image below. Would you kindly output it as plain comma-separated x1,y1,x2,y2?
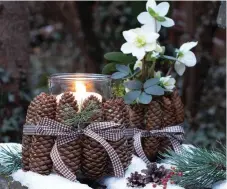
75,81,86,93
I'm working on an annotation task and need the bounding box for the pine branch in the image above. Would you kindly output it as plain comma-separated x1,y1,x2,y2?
63,102,101,128
0,145,22,175
162,146,226,189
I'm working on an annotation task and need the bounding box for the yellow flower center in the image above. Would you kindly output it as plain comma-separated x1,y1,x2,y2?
134,35,146,47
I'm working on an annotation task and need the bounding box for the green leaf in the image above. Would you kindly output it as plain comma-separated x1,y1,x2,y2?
124,90,141,104
102,63,118,74
138,92,152,104
124,80,143,90
145,85,165,95
148,7,158,18
116,64,130,74
144,78,160,89
111,72,128,79
104,52,136,63
156,15,166,22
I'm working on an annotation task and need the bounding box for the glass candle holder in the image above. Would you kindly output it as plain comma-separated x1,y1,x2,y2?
49,73,112,110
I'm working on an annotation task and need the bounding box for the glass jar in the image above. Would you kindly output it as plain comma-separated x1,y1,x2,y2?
48,73,112,101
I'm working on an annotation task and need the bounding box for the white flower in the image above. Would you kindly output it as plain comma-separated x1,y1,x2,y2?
160,76,176,91
121,25,159,60
154,71,162,78
137,0,175,32
174,41,198,76
134,60,143,70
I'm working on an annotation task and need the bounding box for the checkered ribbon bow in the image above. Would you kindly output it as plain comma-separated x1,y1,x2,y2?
126,125,184,165
23,118,125,182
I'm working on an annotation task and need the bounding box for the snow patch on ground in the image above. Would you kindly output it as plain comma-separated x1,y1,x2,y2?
12,169,91,189
212,180,227,189
103,155,185,189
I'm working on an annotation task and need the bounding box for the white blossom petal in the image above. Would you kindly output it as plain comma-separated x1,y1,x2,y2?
142,26,159,43
174,62,186,76
134,60,143,70
137,12,155,27
132,47,146,60
156,2,170,16
179,41,198,53
160,17,175,27
146,0,157,11
156,21,162,32
178,51,197,67
121,42,134,54
141,24,157,34
144,43,156,52
122,30,137,43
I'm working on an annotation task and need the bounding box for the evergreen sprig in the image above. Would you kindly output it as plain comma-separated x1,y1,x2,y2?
63,102,101,128
0,145,22,175
162,145,226,189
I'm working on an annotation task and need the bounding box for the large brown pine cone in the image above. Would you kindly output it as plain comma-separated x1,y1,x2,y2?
81,95,103,122
143,100,163,161
103,98,131,174
81,136,107,179
54,92,81,175
22,93,46,171
29,94,57,175
55,92,78,123
159,92,182,155
171,90,184,124
129,104,145,129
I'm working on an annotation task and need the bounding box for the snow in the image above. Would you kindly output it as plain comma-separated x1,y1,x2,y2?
212,180,227,189
1,143,226,189
102,155,185,189
12,170,92,189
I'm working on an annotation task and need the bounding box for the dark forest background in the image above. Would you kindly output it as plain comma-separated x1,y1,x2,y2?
0,1,226,148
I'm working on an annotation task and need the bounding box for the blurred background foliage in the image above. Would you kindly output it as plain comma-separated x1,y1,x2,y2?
0,1,226,148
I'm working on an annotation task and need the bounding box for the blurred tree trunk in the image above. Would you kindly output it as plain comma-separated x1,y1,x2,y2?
44,2,102,73
0,2,29,96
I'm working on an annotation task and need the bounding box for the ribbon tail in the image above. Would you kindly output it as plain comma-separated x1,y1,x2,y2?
84,129,124,178
50,143,77,182
167,134,183,154
133,132,151,165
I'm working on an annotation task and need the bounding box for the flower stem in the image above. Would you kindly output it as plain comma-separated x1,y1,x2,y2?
166,63,174,76
141,57,146,81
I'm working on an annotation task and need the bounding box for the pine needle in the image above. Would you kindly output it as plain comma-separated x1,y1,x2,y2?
0,145,22,175
63,102,101,128
162,145,226,189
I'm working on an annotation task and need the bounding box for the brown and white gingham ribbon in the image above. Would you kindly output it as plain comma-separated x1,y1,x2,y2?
124,125,184,165
23,118,125,182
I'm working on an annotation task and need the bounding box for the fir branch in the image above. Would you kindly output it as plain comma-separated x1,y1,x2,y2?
162,146,226,189
63,102,101,128
0,145,22,175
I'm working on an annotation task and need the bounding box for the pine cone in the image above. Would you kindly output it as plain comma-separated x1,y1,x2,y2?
81,95,103,122
161,96,176,127
29,94,57,175
103,98,129,128
103,98,131,174
171,90,184,124
159,95,178,155
143,100,162,162
81,136,108,179
56,92,78,123
54,92,81,175
127,172,146,188
129,104,145,129
22,93,46,171
141,163,168,185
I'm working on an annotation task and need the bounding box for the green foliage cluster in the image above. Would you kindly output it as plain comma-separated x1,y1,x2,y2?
162,145,226,189
0,145,22,175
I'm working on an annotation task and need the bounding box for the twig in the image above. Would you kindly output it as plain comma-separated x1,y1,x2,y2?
166,63,174,76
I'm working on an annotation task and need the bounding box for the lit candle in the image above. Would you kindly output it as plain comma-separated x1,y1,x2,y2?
56,81,102,111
